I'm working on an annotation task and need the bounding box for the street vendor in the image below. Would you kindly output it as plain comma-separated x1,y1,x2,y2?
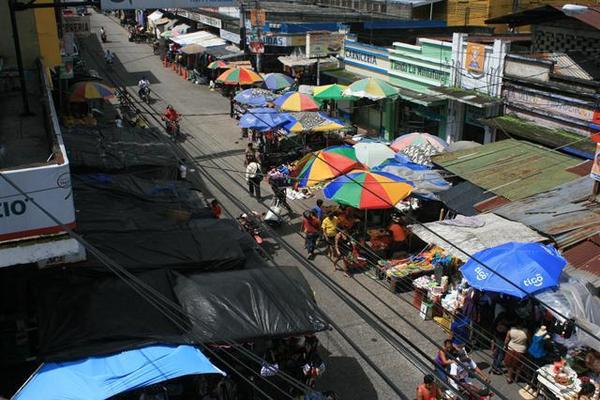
388,213,408,257
337,206,356,231
321,211,339,259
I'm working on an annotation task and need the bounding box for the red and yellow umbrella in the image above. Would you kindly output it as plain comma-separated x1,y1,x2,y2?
274,92,320,112
69,81,115,102
207,60,229,69
216,67,262,85
323,170,413,209
296,145,360,188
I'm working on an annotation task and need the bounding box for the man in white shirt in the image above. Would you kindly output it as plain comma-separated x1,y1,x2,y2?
138,76,150,98
448,351,490,396
245,157,262,200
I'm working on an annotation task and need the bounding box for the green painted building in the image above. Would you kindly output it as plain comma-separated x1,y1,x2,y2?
387,39,452,139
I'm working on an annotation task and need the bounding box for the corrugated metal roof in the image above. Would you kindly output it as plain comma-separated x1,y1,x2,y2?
491,176,600,249
408,214,547,262
563,236,600,288
535,53,594,81
432,139,581,201
566,160,593,177
438,181,495,216
486,5,600,30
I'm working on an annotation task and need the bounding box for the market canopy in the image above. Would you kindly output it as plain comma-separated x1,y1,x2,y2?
343,77,399,101
283,111,346,133
37,267,328,361
13,345,224,400
408,214,547,262
172,30,225,47
460,242,567,298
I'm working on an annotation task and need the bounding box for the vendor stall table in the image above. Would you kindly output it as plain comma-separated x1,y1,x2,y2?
536,364,582,400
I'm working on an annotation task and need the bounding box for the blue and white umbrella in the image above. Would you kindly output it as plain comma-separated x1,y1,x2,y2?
239,107,289,131
234,88,277,107
373,156,450,198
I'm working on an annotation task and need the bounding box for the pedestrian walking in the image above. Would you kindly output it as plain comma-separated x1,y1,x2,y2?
321,210,338,259
245,157,263,200
244,143,256,166
302,210,320,259
504,319,529,384
178,159,188,180
271,181,293,215
229,94,235,118
312,199,324,221
416,374,442,400
490,313,509,375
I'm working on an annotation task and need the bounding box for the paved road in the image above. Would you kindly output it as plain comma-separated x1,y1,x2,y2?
86,12,520,400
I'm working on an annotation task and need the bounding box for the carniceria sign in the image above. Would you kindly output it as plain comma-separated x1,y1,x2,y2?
344,49,377,65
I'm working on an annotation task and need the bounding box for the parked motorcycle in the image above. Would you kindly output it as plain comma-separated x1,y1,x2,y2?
237,213,264,245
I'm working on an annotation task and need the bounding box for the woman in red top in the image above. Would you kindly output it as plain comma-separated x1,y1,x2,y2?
302,210,320,259
210,199,222,219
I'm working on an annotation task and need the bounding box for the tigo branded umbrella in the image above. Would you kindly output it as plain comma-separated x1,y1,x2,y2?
323,170,413,209
342,78,399,101
69,81,115,102
296,145,360,188
239,107,288,131
234,88,277,107
216,67,262,85
460,242,567,298
274,92,320,112
390,132,448,153
263,73,294,91
353,142,395,168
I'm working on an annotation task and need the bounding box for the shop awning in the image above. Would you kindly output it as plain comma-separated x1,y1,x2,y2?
278,55,339,68
204,44,244,60
434,87,501,108
321,69,365,85
147,10,163,22
173,30,225,47
13,345,224,400
408,213,547,262
480,115,597,158
393,86,446,107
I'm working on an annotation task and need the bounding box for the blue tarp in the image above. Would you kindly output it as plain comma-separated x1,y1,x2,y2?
14,345,224,400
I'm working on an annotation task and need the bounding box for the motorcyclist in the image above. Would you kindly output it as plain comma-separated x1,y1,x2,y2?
104,49,114,64
100,26,107,42
161,105,181,135
138,76,150,98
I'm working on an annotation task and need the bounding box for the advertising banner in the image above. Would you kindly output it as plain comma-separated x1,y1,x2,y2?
591,143,600,182
306,31,344,58
62,15,90,35
465,42,485,73
250,9,266,27
100,0,234,11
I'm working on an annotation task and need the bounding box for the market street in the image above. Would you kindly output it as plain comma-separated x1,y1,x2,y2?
86,11,520,400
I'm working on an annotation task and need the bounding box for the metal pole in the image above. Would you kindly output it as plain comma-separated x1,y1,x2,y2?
429,0,434,20
316,56,320,86
9,0,33,116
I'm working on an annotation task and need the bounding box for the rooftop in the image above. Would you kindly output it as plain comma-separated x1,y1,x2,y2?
432,139,582,201
0,71,54,171
485,4,600,30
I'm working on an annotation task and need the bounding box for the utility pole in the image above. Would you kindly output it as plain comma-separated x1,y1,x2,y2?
239,2,246,52
9,0,33,116
255,0,261,74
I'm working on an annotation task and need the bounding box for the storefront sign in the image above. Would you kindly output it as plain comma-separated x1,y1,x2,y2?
465,42,485,73
344,49,377,65
306,31,344,58
101,0,234,10
591,143,600,182
62,15,90,34
219,29,240,44
391,60,449,85
177,10,223,28
248,34,305,47
504,88,595,123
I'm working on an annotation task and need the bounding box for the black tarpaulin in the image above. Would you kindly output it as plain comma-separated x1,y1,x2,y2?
37,267,327,362
63,127,178,179
174,267,328,343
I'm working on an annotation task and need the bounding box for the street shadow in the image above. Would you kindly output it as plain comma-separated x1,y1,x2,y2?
316,354,379,399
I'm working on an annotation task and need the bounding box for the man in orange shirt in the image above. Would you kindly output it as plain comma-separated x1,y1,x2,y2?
388,213,408,257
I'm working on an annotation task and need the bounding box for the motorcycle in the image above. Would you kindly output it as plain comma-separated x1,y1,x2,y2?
138,86,150,104
101,32,107,43
237,213,264,245
163,117,181,140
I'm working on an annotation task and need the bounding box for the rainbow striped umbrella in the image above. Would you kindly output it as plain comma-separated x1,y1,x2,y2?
216,67,263,85
296,145,360,188
274,92,320,112
390,132,448,153
343,77,399,101
263,73,294,91
283,112,346,133
207,60,229,69
69,81,115,102
324,170,413,209
313,84,356,101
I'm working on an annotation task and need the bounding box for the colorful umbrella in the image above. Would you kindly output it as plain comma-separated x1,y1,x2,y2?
296,145,360,188
274,92,320,112
323,170,413,209
239,107,288,132
216,67,263,86
283,112,346,133
313,84,356,101
69,81,115,102
460,242,566,299
390,132,448,153
343,78,399,101
353,142,396,169
234,88,277,107
263,73,294,91
373,158,450,198
207,60,229,69
400,142,441,167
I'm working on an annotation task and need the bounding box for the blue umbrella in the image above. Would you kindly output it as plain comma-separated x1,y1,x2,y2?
460,242,566,298
234,88,277,107
373,158,450,195
239,107,289,132
263,73,294,91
